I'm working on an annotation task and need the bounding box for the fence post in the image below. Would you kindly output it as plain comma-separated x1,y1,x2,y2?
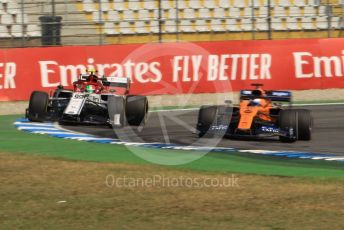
251,0,255,40
175,0,180,41
158,0,162,42
267,0,272,39
20,0,25,47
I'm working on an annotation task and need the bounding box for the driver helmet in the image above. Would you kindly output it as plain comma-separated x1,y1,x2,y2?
87,68,97,75
85,85,95,93
252,98,261,106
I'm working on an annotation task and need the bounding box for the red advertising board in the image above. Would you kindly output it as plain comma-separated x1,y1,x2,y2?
0,38,344,101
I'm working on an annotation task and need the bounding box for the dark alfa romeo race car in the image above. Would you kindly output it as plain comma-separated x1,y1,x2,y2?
26,70,148,128
196,84,313,142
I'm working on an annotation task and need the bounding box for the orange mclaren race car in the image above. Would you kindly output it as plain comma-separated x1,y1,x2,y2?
196,84,313,142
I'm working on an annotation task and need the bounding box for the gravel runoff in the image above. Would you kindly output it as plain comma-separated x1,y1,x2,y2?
1,88,344,115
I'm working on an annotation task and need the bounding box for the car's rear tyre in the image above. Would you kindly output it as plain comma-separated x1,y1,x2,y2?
125,95,148,126
278,109,312,142
295,109,313,140
197,106,217,137
28,91,49,122
107,96,126,127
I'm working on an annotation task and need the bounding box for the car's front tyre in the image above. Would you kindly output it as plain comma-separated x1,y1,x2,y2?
197,106,217,137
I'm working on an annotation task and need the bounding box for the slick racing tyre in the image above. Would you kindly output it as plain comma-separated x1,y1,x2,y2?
278,109,297,142
278,109,312,142
294,109,313,140
108,96,126,127
125,95,148,126
196,105,217,137
28,91,49,122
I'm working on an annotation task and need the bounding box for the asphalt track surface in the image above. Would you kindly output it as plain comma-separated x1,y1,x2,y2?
62,105,344,155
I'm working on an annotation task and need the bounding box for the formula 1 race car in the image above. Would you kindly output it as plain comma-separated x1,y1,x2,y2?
196,84,313,142
26,70,148,128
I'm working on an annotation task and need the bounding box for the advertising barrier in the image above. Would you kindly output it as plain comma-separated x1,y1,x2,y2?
0,38,344,101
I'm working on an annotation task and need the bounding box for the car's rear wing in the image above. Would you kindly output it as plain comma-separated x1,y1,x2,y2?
101,76,130,88
240,90,292,102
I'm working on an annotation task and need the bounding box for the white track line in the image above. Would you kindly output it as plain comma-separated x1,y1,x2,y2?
293,102,344,106
150,108,198,112
16,119,342,162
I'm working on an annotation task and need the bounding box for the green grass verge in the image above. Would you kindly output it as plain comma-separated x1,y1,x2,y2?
1,115,344,178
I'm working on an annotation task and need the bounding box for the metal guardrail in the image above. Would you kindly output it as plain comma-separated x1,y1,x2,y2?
0,0,343,48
